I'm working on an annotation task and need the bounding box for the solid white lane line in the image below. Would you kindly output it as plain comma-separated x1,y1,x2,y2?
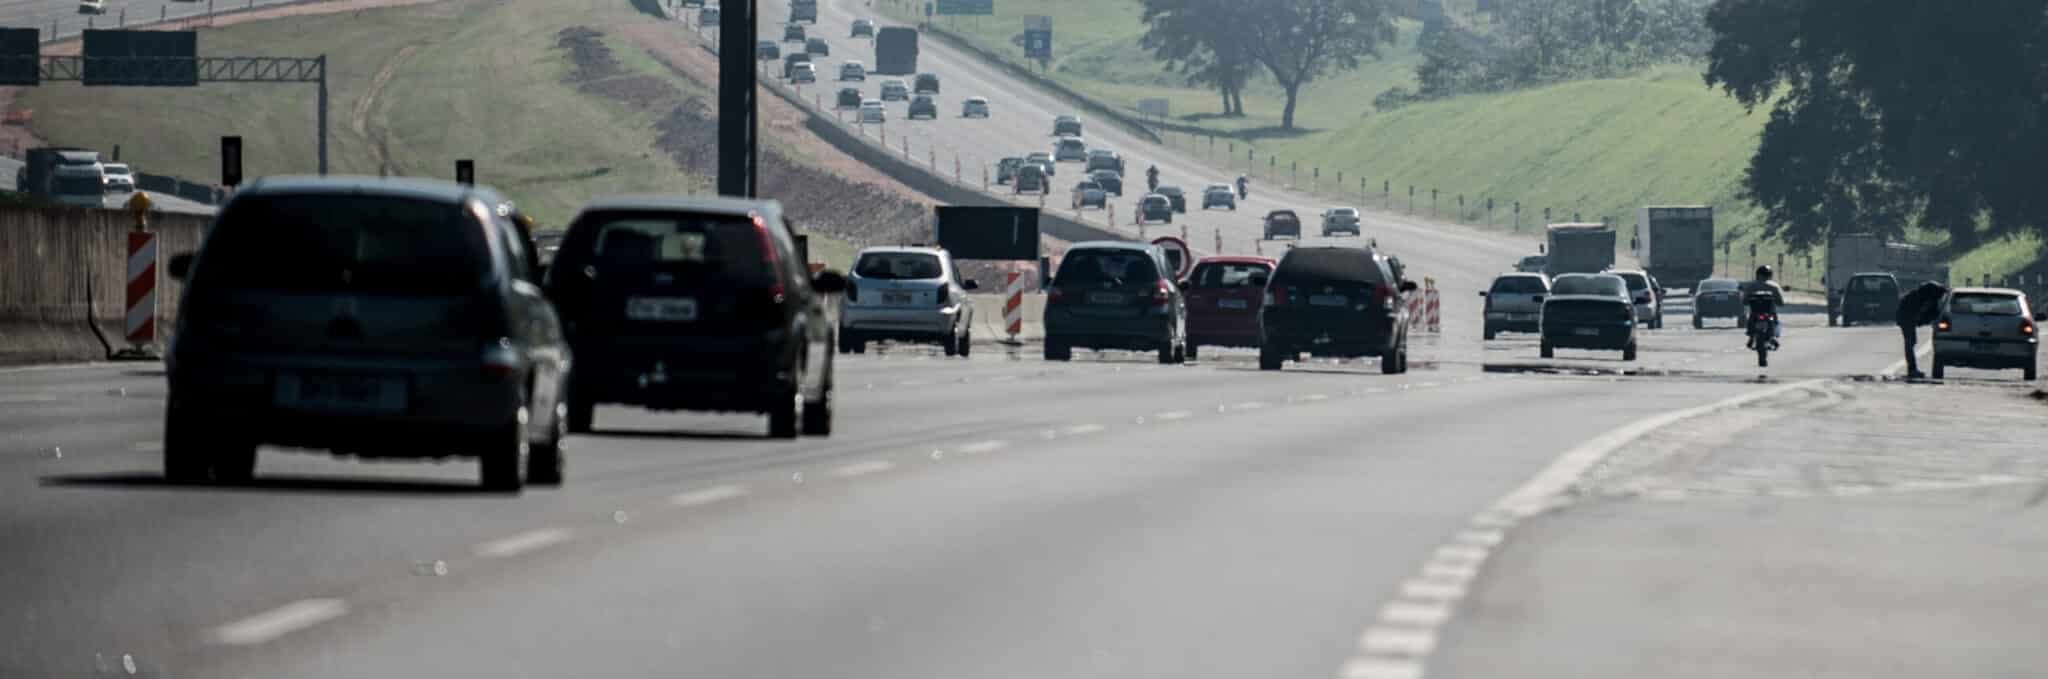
955,440,1008,454
1341,657,1425,679
1379,601,1452,627
1061,423,1106,436
1360,626,1439,656
1153,410,1193,421
833,460,896,477
474,528,572,559
670,484,749,507
210,599,348,646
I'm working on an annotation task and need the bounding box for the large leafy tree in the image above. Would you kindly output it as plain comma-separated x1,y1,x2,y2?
1705,0,2048,249
1239,0,1399,129
1139,0,1258,116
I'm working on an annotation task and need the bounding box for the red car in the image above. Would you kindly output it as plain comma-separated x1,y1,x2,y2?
1181,256,1277,359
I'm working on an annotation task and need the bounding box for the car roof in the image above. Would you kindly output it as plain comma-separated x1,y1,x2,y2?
1493,272,1545,280
1950,287,2022,297
861,99,882,105
1205,184,1231,191
238,175,508,206
1056,114,1078,121
1066,240,1153,253
1850,272,1896,279
843,60,863,65
966,96,987,102
856,245,946,257
577,193,786,220
1196,255,1276,266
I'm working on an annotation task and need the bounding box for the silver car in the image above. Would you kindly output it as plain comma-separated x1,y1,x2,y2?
1054,136,1087,162
858,99,885,123
1932,287,2039,380
961,96,989,118
162,177,569,490
1071,180,1107,210
1481,272,1549,340
840,247,979,356
1609,269,1665,329
879,79,909,101
839,61,866,81
1320,207,1362,236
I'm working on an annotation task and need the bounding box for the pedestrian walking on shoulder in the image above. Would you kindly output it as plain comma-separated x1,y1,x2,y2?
1896,280,1949,379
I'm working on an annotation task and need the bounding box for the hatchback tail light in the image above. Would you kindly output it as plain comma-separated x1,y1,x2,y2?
749,212,786,303
1151,279,1172,305
1936,317,1952,332
481,337,521,381
845,278,860,303
1046,286,1064,303
936,284,950,305
2022,319,2036,336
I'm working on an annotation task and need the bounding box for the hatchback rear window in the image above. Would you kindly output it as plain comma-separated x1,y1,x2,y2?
1490,276,1547,294
1950,293,2023,316
195,194,481,295
575,212,772,286
1852,277,1898,293
1616,273,1649,290
1059,250,1159,287
1193,263,1271,289
1697,279,1738,292
1273,248,1385,286
1552,275,1625,297
855,252,943,280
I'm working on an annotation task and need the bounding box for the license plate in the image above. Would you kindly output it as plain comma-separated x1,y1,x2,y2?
1574,327,1601,336
274,373,406,413
882,291,913,305
626,296,698,322
1308,294,1348,307
1217,298,1248,309
1508,312,1536,320
1088,291,1124,304
1971,341,1999,352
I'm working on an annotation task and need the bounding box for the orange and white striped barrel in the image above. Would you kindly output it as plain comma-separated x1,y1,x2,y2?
126,232,157,346
1004,268,1026,338
1424,280,1442,333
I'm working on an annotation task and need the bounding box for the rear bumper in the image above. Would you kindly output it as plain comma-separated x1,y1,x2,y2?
1045,311,1172,349
166,352,523,457
1694,298,1743,318
569,332,795,413
1483,313,1540,333
1261,313,1398,357
1934,338,2038,368
1189,313,1260,347
1542,322,1636,349
842,305,959,341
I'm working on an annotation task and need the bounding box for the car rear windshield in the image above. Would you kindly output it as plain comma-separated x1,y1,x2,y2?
855,252,943,280
1273,248,1384,286
1697,279,1738,292
1552,275,1624,297
1950,293,2023,316
1331,208,1358,217
1852,277,1898,293
573,212,772,286
1192,263,1270,289
1059,250,1159,288
194,194,483,295
1490,276,1547,294
1616,273,1649,290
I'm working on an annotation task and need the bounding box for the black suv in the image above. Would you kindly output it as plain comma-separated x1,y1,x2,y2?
545,195,848,438
1258,246,1417,374
1043,241,1189,364
164,177,569,490
836,86,862,109
1835,272,1899,327
907,94,938,120
913,72,940,94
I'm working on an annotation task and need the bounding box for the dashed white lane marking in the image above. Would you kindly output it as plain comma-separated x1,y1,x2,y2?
988,375,1018,382
1360,626,1439,655
832,460,896,478
1297,393,1329,402
955,440,1008,454
132,441,162,452
1332,378,1825,679
1230,401,1268,411
473,528,572,559
1153,410,1192,421
210,599,348,646
670,484,749,507
1061,423,1106,436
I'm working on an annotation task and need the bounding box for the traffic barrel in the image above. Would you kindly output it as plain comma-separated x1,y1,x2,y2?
1004,268,1026,339
126,232,157,346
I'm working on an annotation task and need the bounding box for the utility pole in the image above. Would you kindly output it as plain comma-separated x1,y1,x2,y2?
717,0,757,197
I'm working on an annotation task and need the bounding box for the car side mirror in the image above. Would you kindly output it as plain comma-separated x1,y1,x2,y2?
963,278,979,291
168,253,194,281
1399,280,1419,293
1477,291,1488,297
811,270,848,293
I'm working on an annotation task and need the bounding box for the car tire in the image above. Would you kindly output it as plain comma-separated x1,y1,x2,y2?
1693,315,1703,330
1931,360,1945,380
1044,339,1071,362
162,404,212,483
480,409,529,492
943,331,960,357
1381,345,1402,374
1483,325,1496,341
1173,340,1187,365
528,400,566,486
1158,338,1177,365
801,380,833,437
1540,341,1554,359
565,386,594,434
1622,341,1638,362
958,331,972,358
210,435,258,484
1186,343,1199,361
2026,364,2038,381
1258,346,1285,371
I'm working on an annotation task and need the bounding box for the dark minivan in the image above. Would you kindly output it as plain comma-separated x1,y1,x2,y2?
165,177,570,491
1043,241,1189,364
1258,246,1416,373
545,196,847,439
1837,272,1899,327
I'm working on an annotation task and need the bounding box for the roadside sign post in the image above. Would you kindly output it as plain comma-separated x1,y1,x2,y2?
455,159,474,186
220,135,242,188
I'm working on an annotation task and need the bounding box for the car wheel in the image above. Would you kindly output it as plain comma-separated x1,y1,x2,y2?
1483,325,1496,341
801,378,833,437
1381,346,1401,374
210,434,258,484
1692,315,1703,330
565,386,594,434
480,407,529,491
1186,342,1199,361
1173,340,1187,365
1931,361,1944,380
1622,341,1638,362
1158,338,1177,364
943,330,960,356
1044,339,1071,362
2026,363,2038,381
162,404,212,483
1540,341,1554,359
1258,346,1285,371
958,331,972,358
850,337,867,354
528,400,566,486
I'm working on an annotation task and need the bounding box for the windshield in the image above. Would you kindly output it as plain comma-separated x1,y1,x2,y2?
1949,293,2023,316
1552,275,1625,297
1490,276,1547,294
853,251,943,280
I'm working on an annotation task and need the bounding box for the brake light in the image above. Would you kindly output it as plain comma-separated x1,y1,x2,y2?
936,284,950,305
845,278,859,303
1936,318,1952,332
750,212,786,303
481,337,520,381
2023,319,2036,336
1151,279,1172,305
1373,284,1396,311
1047,286,1064,303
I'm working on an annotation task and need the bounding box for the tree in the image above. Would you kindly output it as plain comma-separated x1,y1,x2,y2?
1705,0,2048,248
1239,0,1399,129
1140,0,1258,116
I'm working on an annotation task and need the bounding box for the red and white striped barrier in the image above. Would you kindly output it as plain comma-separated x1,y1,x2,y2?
1423,280,1441,333
1004,268,1026,339
126,231,157,347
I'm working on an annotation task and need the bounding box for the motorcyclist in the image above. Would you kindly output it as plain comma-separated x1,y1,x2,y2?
1744,265,1785,350
1235,174,1249,199
1894,280,1950,379
1145,164,1160,192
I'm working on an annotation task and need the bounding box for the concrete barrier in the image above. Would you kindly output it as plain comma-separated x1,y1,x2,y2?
0,206,210,365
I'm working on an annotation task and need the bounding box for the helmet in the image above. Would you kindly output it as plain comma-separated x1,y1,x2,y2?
1755,265,1773,280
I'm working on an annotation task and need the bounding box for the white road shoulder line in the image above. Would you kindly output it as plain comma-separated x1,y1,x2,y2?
670,484,749,507
473,528,572,559
210,599,348,646
1061,423,1106,436
1153,410,1193,421
833,460,896,478
955,440,1008,454
1230,401,1267,411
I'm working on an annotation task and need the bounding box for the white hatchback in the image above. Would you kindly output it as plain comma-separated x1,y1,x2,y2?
858,99,885,123
840,247,978,356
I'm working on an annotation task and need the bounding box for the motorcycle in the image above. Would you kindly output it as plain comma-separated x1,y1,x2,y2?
1744,291,1780,367
1236,181,1249,200
1146,173,1160,193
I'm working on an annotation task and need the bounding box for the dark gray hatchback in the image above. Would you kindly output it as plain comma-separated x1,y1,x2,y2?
1258,246,1416,373
1043,241,1188,364
545,196,847,439
165,177,570,491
